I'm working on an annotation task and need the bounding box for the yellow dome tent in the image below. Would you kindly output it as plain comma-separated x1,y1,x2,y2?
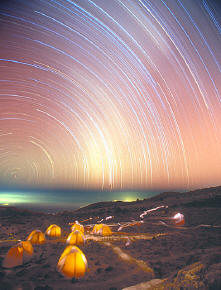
57,245,88,279
46,224,61,237
98,224,112,236
71,222,84,234
66,230,85,246
92,224,112,236
27,230,46,244
3,241,33,268
91,224,104,234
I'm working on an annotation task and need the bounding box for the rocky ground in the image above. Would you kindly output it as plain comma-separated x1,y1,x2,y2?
0,186,220,289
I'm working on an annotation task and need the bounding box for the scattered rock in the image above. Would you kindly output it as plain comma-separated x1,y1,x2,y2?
105,266,114,272
0,281,14,290
171,262,206,289
97,267,102,273
34,286,53,290
204,263,221,289
0,271,5,278
122,278,165,289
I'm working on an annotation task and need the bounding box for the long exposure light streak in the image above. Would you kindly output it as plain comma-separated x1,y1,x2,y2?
0,0,220,191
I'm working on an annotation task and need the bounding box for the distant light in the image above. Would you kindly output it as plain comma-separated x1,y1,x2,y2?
123,198,135,202
114,198,135,202
2,203,9,206
173,213,182,219
173,212,185,226
105,216,113,220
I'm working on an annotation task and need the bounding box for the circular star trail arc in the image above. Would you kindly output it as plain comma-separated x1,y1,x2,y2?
0,0,220,191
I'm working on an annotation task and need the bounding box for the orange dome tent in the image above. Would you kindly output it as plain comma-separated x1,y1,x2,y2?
46,224,61,237
91,224,104,234
57,245,88,279
66,230,85,246
92,224,112,236
3,241,33,268
98,224,112,236
71,221,84,234
27,230,46,244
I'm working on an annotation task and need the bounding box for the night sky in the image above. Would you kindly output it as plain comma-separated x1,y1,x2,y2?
0,0,220,208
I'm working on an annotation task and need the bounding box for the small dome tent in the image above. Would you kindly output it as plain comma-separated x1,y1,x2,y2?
20,241,33,255
98,224,112,236
91,224,104,234
66,230,85,246
46,224,61,237
57,246,88,279
3,241,33,268
71,221,84,234
92,224,112,236
27,230,46,244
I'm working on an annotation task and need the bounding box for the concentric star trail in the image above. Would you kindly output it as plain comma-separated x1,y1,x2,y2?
0,0,220,191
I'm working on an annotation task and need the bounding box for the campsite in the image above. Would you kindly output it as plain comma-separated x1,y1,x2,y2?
0,186,220,289
1,0,221,288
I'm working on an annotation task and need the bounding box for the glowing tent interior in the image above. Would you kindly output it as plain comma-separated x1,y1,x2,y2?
46,224,61,238
27,230,46,244
57,245,88,279
3,241,33,268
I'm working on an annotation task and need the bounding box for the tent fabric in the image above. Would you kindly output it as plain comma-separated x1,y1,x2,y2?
91,224,104,234
58,245,81,262
92,224,112,236
27,230,46,244
57,246,88,279
3,241,33,268
97,224,112,236
66,230,85,245
19,241,33,256
71,223,84,234
46,224,61,237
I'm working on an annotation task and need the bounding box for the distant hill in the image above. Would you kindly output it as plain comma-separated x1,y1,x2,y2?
69,185,221,218
0,185,220,290
0,205,42,217
1,185,220,222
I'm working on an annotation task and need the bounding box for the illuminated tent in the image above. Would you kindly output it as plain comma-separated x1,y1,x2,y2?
57,245,88,279
91,224,104,234
66,230,85,246
46,224,61,237
71,222,84,234
92,224,112,236
3,241,33,268
27,230,46,244
98,224,112,236
173,213,185,226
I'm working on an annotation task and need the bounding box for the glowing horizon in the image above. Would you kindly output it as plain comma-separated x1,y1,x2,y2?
0,190,157,209
0,0,220,192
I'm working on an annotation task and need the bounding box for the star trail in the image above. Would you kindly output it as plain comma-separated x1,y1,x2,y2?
0,0,220,192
